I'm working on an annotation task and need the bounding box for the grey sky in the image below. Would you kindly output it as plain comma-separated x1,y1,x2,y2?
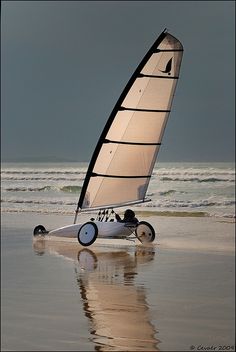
1,1,235,162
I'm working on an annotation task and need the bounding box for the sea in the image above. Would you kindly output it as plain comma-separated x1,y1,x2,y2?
1,162,235,219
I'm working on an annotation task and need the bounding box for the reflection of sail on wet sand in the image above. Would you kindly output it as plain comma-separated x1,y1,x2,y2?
76,249,159,351
33,240,159,351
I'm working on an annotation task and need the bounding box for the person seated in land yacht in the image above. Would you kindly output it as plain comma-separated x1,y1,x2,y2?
115,209,139,224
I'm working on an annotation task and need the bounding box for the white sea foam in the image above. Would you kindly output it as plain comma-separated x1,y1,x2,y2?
1,162,235,218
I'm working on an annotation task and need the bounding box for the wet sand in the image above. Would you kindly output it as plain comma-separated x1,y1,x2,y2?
1,213,235,351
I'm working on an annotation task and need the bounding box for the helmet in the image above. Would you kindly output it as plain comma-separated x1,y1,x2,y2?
124,209,135,218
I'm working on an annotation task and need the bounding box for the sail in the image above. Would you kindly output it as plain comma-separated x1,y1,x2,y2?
77,30,183,213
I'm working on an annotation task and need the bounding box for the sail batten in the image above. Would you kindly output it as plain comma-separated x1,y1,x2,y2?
155,49,184,52
120,107,171,112
76,31,183,214
104,139,162,146
91,173,152,179
139,74,179,79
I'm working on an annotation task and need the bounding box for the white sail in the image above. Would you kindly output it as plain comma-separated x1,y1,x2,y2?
77,30,183,213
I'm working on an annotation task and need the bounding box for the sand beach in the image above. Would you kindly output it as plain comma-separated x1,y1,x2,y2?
1,212,235,351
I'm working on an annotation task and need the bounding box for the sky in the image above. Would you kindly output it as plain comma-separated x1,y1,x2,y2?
1,1,235,162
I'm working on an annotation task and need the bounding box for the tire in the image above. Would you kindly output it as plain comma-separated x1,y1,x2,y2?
77,222,98,246
77,249,98,271
33,225,47,236
135,221,155,243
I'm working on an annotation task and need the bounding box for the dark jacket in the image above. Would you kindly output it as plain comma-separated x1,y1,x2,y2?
115,213,138,224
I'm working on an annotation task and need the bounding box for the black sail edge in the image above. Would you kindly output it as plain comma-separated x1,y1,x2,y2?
75,30,167,220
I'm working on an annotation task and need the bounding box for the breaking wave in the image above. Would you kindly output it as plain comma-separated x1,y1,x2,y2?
4,185,82,193
160,177,234,183
159,189,185,196
2,197,234,210
60,186,82,193
153,167,235,176
2,176,83,181
1,169,86,182
1,198,75,206
1,163,234,219
1,170,86,175
142,198,235,209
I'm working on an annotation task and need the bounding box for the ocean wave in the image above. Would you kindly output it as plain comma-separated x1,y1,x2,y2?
141,198,235,209
2,176,83,181
2,197,234,211
3,166,234,176
160,176,234,183
4,185,82,193
153,167,235,176
159,189,177,196
1,198,75,206
5,186,53,192
60,186,81,193
1,170,86,175
2,167,234,183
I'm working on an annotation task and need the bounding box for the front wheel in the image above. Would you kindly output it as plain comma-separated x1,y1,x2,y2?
78,222,98,246
77,249,98,271
135,221,155,243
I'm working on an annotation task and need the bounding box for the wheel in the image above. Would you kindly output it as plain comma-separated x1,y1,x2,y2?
33,225,47,236
135,221,155,243
77,222,98,246
77,249,98,271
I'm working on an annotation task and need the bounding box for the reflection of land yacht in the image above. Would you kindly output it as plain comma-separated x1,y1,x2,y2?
33,240,159,351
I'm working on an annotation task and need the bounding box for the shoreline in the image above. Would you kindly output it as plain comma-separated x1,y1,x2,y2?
1,211,235,254
2,208,235,220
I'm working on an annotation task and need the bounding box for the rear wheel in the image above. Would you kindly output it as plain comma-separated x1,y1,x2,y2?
78,222,98,246
33,225,47,236
135,221,155,243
